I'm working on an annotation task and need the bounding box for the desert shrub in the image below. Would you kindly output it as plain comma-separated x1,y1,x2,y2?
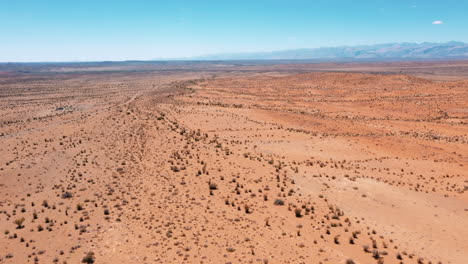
14,217,25,229
396,253,403,260
372,250,380,259
274,199,284,206
363,245,370,253
61,192,73,199
226,247,235,252
82,252,95,264
244,204,251,214
294,208,302,218
334,235,340,244
208,182,218,190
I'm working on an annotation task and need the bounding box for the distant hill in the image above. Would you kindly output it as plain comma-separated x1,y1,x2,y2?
191,41,468,60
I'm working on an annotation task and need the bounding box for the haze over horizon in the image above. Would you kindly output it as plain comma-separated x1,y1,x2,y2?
1,0,468,62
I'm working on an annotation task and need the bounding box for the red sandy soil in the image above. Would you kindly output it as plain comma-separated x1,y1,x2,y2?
0,69,466,264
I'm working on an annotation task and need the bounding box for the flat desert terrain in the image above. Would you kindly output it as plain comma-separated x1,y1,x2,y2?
0,62,467,264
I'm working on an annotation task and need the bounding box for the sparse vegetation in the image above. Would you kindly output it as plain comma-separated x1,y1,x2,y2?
0,63,464,264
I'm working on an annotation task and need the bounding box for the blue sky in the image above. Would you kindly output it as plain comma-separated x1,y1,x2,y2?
1,0,467,62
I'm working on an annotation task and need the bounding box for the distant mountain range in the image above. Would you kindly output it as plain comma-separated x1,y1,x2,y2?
191,41,468,60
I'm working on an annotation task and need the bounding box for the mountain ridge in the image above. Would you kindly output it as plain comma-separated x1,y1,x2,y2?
190,41,468,60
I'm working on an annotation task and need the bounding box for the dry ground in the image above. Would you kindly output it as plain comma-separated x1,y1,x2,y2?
0,64,467,264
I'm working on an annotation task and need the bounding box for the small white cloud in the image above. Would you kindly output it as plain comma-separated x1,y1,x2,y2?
432,20,444,25
410,5,417,8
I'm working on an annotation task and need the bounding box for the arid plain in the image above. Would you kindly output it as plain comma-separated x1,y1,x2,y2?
0,62,467,264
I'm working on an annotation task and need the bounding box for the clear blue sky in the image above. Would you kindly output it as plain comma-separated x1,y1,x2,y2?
1,0,467,62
